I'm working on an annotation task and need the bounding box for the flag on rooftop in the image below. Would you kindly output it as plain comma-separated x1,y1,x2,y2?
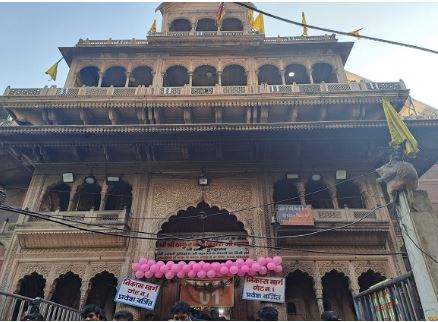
301,12,308,36
45,58,63,81
252,13,265,33
149,19,157,34
382,98,419,157
215,2,225,26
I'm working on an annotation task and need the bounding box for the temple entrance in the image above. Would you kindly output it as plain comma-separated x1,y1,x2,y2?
285,270,319,320
13,272,46,320
85,271,118,318
50,272,81,309
322,270,356,320
150,201,251,320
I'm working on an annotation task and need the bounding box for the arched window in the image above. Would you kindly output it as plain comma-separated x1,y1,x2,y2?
40,182,70,212
192,65,217,87
50,272,82,309
129,66,153,87
284,64,310,84
101,66,127,87
77,66,99,87
170,19,191,32
163,66,189,87
74,180,101,211
86,271,118,318
305,178,333,209
337,181,364,209
273,178,301,205
358,270,386,292
286,270,319,320
322,270,355,321
312,63,338,83
221,18,243,31
13,272,46,320
258,64,282,85
222,65,247,86
196,18,216,31
104,180,132,212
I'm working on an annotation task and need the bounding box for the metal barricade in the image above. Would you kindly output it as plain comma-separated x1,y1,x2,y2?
0,290,80,321
353,272,424,321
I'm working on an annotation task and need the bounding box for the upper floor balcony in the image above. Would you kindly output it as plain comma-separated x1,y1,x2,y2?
15,208,130,249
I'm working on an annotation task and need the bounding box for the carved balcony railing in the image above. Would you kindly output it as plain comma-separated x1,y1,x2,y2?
15,208,131,249
3,80,407,99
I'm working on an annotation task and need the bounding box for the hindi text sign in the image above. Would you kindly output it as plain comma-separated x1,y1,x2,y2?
115,277,160,310
276,205,314,226
242,276,285,303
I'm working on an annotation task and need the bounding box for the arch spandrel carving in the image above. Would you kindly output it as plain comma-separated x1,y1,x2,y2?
90,263,122,278
19,264,51,279
53,264,87,279
283,261,315,278
353,261,389,278
318,261,351,279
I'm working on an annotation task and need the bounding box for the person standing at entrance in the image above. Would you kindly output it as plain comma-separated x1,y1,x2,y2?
169,301,201,321
256,306,278,321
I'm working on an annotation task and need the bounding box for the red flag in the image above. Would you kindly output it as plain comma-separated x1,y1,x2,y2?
215,2,225,26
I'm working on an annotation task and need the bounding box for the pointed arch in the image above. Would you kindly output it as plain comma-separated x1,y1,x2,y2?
104,180,132,212
40,182,71,212
285,270,319,320
358,269,386,292
85,271,118,318
50,271,82,309
322,270,356,320
72,180,101,211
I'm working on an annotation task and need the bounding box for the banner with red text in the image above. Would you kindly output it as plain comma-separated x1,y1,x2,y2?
242,276,285,303
114,277,160,310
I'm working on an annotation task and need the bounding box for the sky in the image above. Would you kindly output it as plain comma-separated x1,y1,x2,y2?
0,1,437,108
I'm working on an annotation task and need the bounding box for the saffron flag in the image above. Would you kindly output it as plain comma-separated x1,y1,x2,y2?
247,9,254,27
45,58,63,81
382,99,419,157
215,2,225,26
149,19,157,34
252,13,265,33
349,28,363,38
301,12,308,36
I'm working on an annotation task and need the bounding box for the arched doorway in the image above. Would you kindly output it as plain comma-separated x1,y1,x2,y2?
337,181,364,209
73,180,101,211
128,66,153,87
170,19,191,32
76,66,99,87
196,18,216,32
50,272,82,309
192,65,217,87
284,64,310,84
305,179,333,209
85,271,118,319
221,18,243,31
163,65,189,87
312,63,337,84
40,182,70,212
273,178,301,205
222,65,247,86
258,65,282,85
322,270,355,320
285,270,319,320
102,66,127,87
13,272,46,320
104,180,132,212
154,201,251,320
358,270,386,292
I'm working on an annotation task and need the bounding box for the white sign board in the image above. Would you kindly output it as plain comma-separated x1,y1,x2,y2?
114,277,160,310
242,276,285,303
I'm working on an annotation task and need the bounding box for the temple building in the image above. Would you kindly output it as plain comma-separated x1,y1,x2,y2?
1,2,438,320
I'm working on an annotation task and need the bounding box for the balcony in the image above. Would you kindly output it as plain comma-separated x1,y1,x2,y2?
3,80,406,98
274,207,390,247
15,208,130,249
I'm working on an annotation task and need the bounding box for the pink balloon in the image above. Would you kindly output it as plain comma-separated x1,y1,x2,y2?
236,259,245,267
140,264,150,272
257,257,267,266
197,270,207,278
248,269,257,276
150,264,158,273
166,261,175,267
165,271,175,280
154,271,163,278
246,258,254,265
237,270,245,277
177,270,186,279
259,267,268,275
273,256,282,265
178,261,186,267
207,270,216,278
145,271,154,279
139,257,147,264
135,270,144,279
202,263,211,271
160,265,169,273
182,264,191,273
220,266,229,275
241,265,250,273
171,264,180,273
147,259,156,266
225,260,234,268
251,263,261,272
229,266,238,275
132,263,140,271
193,263,201,272
274,265,283,273
188,270,196,278
189,261,196,265
267,262,276,270
157,261,165,266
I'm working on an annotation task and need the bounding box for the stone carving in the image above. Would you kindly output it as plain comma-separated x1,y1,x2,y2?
317,261,350,279
353,261,389,278
90,263,122,278
376,160,418,202
53,264,87,279
282,261,315,278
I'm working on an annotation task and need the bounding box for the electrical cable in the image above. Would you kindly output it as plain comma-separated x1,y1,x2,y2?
0,204,405,257
234,2,438,55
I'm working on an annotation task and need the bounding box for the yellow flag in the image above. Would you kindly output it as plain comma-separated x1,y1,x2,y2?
149,19,157,34
349,28,363,38
45,58,62,81
382,99,419,157
252,13,265,33
247,9,254,27
302,12,308,36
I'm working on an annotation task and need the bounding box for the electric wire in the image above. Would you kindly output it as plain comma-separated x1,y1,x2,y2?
234,2,438,55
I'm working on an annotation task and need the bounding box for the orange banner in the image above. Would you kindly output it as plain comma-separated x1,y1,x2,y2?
180,278,234,307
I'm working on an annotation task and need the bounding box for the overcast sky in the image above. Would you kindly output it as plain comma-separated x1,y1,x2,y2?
0,1,437,108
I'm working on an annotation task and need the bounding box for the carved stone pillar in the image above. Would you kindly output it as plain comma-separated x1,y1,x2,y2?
68,180,82,211
124,71,131,88
98,72,104,87
348,261,360,295
99,180,108,211
314,262,324,315
280,69,286,85
296,181,306,205
217,71,222,86
188,72,193,86
307,67,314,84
